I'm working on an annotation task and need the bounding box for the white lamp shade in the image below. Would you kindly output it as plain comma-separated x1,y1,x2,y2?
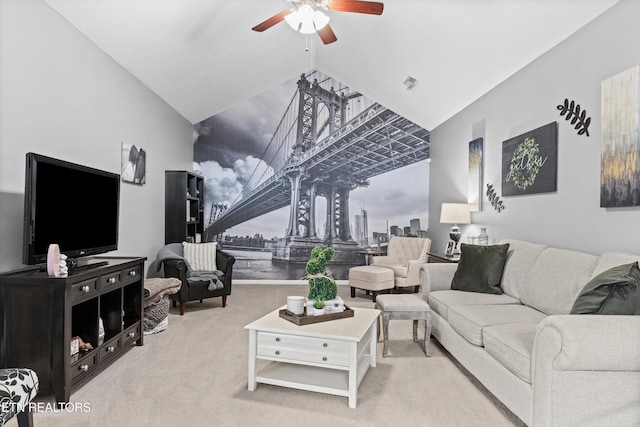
440,203,471,225
284,5,329,34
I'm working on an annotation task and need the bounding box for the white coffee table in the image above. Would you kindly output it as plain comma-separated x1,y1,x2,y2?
245,306,379,408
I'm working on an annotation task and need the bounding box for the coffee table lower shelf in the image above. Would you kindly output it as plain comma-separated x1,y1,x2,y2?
256,355,373,398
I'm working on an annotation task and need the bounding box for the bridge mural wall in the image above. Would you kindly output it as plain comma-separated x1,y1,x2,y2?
193,70,430,280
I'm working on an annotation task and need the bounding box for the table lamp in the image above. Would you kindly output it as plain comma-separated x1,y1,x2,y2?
440,203,471,256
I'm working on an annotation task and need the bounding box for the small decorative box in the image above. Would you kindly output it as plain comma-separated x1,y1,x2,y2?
70,337,80,356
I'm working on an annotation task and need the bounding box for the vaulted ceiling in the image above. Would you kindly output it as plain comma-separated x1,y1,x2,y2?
43,0,619,129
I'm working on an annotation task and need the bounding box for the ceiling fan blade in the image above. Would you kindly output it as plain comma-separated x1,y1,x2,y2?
327,0,384,15
317,23,338,45
251,9,291,32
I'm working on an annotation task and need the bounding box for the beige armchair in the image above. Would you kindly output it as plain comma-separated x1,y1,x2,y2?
371,236,431,292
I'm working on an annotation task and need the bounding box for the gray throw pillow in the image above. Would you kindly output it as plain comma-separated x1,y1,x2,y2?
451,243,510,294
570,262,640,315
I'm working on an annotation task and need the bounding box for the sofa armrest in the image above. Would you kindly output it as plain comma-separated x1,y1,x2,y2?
532,315,640,426
419,263,457,301
406,259,427,287
216,249,236,292
162,258,189,299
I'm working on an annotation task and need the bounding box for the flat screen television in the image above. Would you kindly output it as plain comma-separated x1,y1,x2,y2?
22,153,120,266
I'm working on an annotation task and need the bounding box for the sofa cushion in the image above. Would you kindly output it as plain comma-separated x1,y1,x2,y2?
570,262,640,315
592,252,640,277
451,243,510,294
483,323,537,384
498,239,547,300
428,290,520,321
519,247,598,315
374,262,408,278
447,304,546,346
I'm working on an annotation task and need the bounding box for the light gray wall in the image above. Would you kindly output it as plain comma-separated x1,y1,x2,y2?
428,0,640,256
0,1,193,273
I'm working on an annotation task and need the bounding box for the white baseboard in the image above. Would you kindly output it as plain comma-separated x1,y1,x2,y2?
234,280,349,286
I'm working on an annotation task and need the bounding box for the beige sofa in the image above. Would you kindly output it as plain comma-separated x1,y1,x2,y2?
419,239,640,427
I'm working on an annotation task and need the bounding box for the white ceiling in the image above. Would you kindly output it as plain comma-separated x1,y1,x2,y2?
43,0,619,129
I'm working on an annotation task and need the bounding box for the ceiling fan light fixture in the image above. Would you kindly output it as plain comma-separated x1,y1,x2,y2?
285,5,330,34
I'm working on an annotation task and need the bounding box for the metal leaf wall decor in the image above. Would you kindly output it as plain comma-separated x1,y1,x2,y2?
556,98,591,136
486,183,505,212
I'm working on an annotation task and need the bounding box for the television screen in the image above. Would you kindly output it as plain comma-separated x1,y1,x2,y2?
23,153,120,265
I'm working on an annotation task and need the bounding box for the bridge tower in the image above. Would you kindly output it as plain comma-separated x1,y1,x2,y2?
273,74,361,264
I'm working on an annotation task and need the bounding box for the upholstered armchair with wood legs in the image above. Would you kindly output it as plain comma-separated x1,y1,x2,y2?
371,236,431,292
158,243,235,315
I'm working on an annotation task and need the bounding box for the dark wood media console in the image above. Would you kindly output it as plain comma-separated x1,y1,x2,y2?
0,256,146,402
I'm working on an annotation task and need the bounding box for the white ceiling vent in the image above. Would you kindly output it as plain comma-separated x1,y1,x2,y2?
403,76,418,90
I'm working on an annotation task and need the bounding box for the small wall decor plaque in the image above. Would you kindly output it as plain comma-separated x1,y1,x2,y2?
557,98,591,137
486,183,505,212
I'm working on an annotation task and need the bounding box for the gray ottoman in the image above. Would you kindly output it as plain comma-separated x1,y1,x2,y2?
349,265,394,302
375,294,432,357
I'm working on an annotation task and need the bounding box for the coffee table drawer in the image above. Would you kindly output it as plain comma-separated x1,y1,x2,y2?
257,332,349,366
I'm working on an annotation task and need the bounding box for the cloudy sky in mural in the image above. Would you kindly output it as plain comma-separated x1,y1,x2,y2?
193,72,429,242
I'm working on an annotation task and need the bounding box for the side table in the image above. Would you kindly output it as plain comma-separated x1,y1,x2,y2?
427,252,460,263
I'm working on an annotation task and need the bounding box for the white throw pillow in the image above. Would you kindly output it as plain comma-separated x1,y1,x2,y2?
182,242,217,272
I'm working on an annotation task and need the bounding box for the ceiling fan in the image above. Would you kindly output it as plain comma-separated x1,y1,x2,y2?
252,0,384,45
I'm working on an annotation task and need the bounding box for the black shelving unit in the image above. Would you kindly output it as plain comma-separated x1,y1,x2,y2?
0,257,145,403
165,171,204,244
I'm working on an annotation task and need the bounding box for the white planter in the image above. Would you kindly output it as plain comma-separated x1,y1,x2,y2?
314,307,325,316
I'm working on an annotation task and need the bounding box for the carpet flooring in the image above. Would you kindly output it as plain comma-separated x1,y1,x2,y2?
26,284,526,427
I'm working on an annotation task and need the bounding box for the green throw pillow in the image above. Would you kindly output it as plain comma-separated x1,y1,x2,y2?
570,262,640,315
451,243,510,294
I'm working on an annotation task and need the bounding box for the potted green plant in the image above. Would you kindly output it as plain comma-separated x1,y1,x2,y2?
305,247,337,302
313,298,325,316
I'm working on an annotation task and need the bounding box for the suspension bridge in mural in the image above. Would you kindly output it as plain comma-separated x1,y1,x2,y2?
204,72,431,263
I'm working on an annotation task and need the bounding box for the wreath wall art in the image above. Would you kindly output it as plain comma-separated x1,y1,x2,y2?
501,122,557,196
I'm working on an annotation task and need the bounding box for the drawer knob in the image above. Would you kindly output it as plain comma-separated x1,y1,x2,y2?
107,346,115,353
80,364,89,372
323,343,328,348
108,277,116,284
322,357,327,361
129,271,136,276
275,351,280,355
81,285,90,293
127,332,135,338
275,337,280,342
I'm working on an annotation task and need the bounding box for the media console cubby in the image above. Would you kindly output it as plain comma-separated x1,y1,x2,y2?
0,256,145,403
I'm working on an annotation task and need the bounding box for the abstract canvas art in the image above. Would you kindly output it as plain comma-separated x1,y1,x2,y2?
501,122,557,197
468,138,483,212
600,65,640,207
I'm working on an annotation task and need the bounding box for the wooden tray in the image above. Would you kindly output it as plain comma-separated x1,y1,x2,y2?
279,305,354,325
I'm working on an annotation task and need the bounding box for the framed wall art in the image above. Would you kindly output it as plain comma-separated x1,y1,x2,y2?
600,65,640,207
468,137,483,212
501,122,557,196
121,142,146,185
445,241,454,256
